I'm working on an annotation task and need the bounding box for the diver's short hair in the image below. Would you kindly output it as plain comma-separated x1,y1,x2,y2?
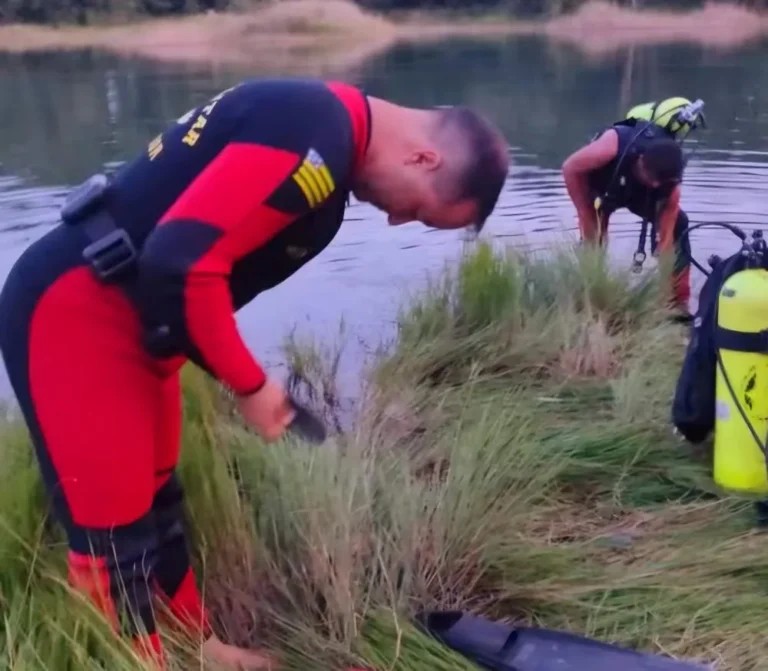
432,106,509,233
643,139,684,183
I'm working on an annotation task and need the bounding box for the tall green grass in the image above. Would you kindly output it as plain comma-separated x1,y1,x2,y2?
0,241,765,670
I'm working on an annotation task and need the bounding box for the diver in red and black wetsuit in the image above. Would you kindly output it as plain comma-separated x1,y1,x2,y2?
0,78,509,669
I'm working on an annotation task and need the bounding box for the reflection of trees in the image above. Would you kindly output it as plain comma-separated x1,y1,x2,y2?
1,36,768,186
357,37,768,168
618,45,635,116
0,50,241,183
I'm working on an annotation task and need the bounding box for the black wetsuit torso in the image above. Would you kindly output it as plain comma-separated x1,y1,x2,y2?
583,118,692,307
588,121,676,222
104,77,372,394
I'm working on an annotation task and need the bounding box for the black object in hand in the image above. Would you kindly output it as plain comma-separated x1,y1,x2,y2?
286,394,327,444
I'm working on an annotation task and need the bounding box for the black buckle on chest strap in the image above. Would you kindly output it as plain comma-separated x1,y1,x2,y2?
81,214,137,282
62,173,138,282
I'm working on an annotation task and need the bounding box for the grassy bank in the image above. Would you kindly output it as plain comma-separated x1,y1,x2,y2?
1,241,767,670
1,0,768,69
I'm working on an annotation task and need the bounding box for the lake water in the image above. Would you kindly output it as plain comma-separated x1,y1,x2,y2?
2,37,768,400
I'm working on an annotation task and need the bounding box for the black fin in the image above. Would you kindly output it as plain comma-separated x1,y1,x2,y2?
416,611,711,671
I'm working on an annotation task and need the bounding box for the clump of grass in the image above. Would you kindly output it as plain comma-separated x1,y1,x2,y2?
379,241,665,390
1,239,766,671
355,608,481,671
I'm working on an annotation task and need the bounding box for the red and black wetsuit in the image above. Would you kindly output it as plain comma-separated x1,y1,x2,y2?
0,78,370,660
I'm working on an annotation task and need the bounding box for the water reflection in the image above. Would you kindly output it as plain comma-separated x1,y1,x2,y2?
1,36,768,399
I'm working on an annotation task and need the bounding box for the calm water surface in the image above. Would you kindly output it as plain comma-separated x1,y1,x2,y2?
2,38,768,399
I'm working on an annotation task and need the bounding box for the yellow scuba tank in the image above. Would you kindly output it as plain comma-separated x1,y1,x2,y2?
713,268,768,494
625,97,704,140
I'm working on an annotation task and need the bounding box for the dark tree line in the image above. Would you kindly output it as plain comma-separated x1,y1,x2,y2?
1,0,767,24
0,0,231,24
356,0,766,10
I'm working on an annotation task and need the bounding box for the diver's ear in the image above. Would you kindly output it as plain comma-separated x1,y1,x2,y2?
405,149,442,171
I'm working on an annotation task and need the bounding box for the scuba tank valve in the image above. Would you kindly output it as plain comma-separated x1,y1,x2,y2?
676,98,706,128
669,98,706,139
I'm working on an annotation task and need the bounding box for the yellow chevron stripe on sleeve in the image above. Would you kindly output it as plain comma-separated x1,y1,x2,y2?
298,163,325,204
291,150,336,209
317,163,335,194
292,170,318,208
302,160,333,200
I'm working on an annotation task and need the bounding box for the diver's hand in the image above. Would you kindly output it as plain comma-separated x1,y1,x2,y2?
236,379,296,442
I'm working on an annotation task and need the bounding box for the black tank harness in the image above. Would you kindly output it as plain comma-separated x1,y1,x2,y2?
589,118,680,272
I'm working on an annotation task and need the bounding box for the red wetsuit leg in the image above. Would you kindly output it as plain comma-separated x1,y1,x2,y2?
151,374,212,641
154,371,182,493
22,266,176,665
